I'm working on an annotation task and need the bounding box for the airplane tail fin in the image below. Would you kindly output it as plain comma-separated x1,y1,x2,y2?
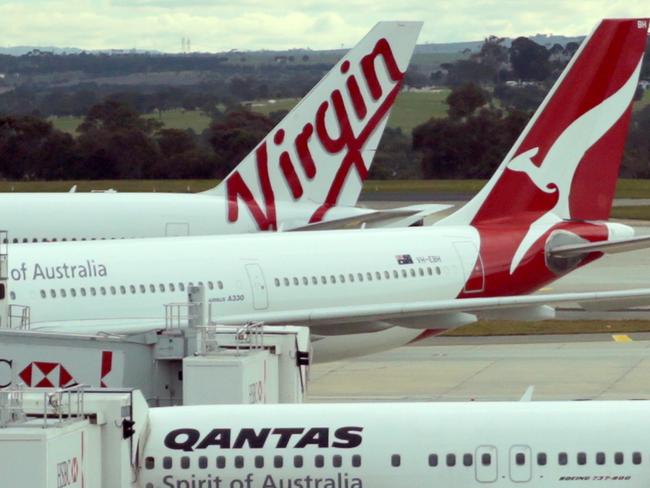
207,22,422,230
443,18,648,227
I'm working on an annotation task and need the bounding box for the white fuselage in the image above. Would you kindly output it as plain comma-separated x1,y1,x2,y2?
7,226,480,360
0,192,374,242
140,401,650,488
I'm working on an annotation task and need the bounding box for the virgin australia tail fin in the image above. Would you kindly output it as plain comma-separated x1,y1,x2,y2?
443,18,648,227
207,21,422,230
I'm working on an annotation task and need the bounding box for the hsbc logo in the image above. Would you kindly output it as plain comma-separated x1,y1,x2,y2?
19,361,78,388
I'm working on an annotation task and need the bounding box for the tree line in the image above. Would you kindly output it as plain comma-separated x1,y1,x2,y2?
0,34,648,181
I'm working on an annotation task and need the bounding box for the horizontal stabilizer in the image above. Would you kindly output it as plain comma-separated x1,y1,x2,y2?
290,204,451,230
549,235,650,258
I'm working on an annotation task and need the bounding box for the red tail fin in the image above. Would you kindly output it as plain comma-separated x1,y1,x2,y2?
446,18,648,226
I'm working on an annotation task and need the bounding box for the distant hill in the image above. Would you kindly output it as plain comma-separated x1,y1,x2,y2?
0,34,585,57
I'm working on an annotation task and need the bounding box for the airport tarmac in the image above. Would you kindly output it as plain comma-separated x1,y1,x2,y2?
308,335,650,402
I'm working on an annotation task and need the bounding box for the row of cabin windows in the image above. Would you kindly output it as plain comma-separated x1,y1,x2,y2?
5,237,126,244
33,280,224,300
274,266,442,288
399,451,645,469
145,454,362,470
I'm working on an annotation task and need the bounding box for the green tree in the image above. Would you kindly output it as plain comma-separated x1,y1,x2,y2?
446,83,489,120
510,37,551,81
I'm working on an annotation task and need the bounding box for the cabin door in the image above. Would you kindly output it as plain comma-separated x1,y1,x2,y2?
453,241,485,293
509,445,532,482
245,263,269,310
475,445,498,482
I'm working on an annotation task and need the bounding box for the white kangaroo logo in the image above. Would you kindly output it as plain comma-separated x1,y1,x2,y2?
507,59,643,274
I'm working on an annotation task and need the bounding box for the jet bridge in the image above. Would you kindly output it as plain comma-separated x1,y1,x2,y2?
0,287,310,405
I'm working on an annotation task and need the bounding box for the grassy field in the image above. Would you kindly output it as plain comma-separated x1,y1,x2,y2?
444,320,650,336
49,90,450,136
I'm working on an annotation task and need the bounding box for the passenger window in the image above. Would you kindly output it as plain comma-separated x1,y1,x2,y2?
463,453,473,467
339,274,345,283
80,288,87,297
633,452,642,465
410,269,416,277
577,452,586,465
596,452,605,465
311,276,318,285
436,266,441,275
303,277,309,285
537,453,547,466
482,453,492,466
358,273,364,282
207,281,214,290
274,456,283,468
284,278,290,286
70,288,77,298
129,285,136,294
40,290,46,298
333,455,342,468
217,281,224,290
293,278,299,286
366,272,372,281
391,454,401,467
198,281,204,288
349,274,354,282
90,287,97,296
275,278,280,287
352,454,361,467
419,268,424,276
169,283,175,292
163,457,172,469
615,452,624,465
235,456,244,468
179,283,185,292
199,456,207,469
294,455,303,468
99,287,106,295
429,454,438,467
373,271,379,280
216,456,226,469
321,276,327,284
315,455,324,468
558,452,568,465
9,291,15,300
51,289,57,298
255,456,264,468
60,289,67,298
393,270,399,278
384,271,390,279
139,284,146,293
516,453,526,466
401,269,408,278
446,453,456,467
120,286,126,295
330,275,336,284
145,457,155,469
159,284,165,292
427,267,433,275
181,456,190,469
109,286,116,295
149,284,156,293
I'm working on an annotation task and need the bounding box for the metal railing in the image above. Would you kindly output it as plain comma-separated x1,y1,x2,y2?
198,321,265,355
0,384,87,428
8,304,30,329
164,302,201,329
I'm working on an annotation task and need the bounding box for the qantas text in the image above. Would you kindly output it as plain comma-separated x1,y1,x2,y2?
165,427,363,452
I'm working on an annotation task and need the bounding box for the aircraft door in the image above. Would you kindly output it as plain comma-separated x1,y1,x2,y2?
245,263,269,310
475,445,498,483
509,445,532,483
453,241,485,293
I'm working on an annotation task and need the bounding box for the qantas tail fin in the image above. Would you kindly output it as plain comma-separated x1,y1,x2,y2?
443,18,648,227
207,21,422,230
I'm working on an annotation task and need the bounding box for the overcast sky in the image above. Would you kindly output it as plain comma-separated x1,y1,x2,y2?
0,0,647,52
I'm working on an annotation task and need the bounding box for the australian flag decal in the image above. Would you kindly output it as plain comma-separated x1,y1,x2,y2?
396,254,413,265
